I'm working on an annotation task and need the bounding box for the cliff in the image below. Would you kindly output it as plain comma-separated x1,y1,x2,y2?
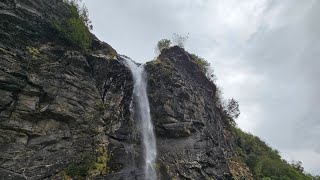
0,0,279,180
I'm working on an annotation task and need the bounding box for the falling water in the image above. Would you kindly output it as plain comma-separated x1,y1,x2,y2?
122,56,157,180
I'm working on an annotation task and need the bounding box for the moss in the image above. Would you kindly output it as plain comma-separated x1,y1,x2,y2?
88,146,111,176
64,155,94,179
94,101,110,112
62,146,111,179
26,46,40,59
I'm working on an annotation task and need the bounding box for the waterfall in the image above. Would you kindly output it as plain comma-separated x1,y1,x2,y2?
122,56,157,180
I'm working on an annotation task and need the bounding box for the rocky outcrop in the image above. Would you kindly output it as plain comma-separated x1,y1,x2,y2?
146,46,237,180
0,0,252,179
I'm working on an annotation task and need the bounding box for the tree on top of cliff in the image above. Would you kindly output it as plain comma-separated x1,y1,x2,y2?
155,39,171,54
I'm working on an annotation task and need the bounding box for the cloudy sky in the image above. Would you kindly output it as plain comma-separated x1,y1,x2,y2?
83,0,320,174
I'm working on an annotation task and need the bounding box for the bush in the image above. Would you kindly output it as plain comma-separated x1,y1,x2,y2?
53,0,92,49
26,46,40,59
190,54,210,74
226,98,240,119
156,39,171,54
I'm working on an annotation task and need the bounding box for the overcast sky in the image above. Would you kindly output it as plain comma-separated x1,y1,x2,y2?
83,0,320,175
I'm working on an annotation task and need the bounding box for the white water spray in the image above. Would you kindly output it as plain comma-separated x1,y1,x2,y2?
122,56,157,180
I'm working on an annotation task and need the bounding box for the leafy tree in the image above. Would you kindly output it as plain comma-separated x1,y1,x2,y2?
155,39,171,54
290,160,304,173
226,98,240,119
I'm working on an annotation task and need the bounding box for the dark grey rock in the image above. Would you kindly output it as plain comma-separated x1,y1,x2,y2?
0,0,252,179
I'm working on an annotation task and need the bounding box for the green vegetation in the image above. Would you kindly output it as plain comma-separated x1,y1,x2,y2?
156,39,171,54
153,35,319,180
94,101,110,112
155,33,189,54
61,146,111,179
26,46,40,59
232,126,316,180
53,0,92,49
64,156,93,179
155,36,217,83
88,146,111,176
190,53,210,74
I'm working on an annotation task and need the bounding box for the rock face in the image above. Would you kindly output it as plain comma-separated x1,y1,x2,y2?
146,47,236,180
0,0,252,179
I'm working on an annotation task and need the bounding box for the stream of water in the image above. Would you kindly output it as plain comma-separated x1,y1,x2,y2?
122,56,157,180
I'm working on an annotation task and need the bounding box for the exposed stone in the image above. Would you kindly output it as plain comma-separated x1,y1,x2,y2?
0,0,252,179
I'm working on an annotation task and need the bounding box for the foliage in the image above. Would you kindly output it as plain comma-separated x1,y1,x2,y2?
190,54,210,73
53,0,92,49
94,101,110,112
156,39,171,54
226,98,240,119
63,146,111,179
88,146,111,176
65,0,92,30
26,46,40,59
232,126,314,180
155,33,188,55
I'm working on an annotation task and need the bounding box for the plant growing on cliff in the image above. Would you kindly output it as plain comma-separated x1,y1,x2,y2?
190,53,217,83
88,146,111,176
63,146,111,179
190,54,210,73
156,39,171,54
26,46,40,59
226,98,240,119
155,33,189,55
53,0,92,49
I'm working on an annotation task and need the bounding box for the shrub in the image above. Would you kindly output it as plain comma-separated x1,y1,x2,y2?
226,98,240,119
63,146,111,179
26,46,40,59
88,146,111,176
190,54,210,74
65,156,93,179
53,0,92,49
156,39,171,54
